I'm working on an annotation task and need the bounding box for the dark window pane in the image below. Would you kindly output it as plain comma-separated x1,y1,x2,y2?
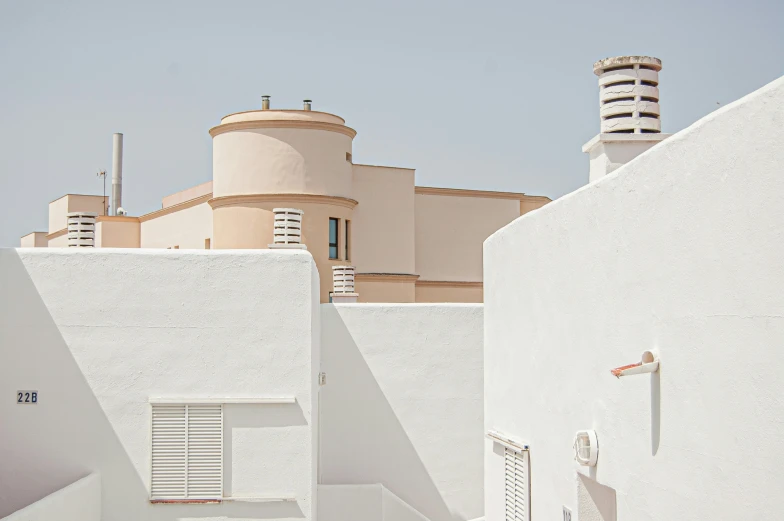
345,220,350,260
329,218,339,259
329,219,338,244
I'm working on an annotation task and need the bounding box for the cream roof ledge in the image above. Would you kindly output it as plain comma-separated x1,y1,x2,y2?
210,109,356,138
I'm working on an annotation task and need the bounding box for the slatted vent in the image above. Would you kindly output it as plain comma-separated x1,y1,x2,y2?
504,447,530,521
151,404,223,499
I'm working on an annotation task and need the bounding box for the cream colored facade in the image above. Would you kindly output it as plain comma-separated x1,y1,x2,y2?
21,103,549,302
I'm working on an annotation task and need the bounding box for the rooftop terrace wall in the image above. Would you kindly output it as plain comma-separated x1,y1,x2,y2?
484,76,784,521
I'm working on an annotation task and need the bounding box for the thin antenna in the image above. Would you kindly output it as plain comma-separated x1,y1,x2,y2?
97,170,107,215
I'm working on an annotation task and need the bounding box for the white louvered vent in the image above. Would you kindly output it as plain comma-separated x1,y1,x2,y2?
504,447,530,521
151,404,223,499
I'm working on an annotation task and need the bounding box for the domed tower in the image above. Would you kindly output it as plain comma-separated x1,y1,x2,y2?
583,56,671,183
209,97,358,301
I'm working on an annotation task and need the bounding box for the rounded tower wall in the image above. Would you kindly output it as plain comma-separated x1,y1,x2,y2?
212,126,354,199
211,109,356,199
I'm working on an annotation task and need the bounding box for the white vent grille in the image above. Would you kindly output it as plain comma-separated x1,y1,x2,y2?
151,404,223,499
67,212,97,247
272,208,304,245
332,265,356,294
504,448,529,521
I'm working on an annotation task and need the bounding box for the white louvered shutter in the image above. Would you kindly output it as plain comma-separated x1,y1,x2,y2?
151,404,223,499
186,404,223,498
151,404,187,498
504,447,530,521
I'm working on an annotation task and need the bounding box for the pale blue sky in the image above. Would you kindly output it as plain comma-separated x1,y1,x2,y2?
1,0,782,246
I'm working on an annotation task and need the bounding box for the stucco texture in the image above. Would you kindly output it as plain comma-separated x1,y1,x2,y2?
483,76,784,521
0,248,320,521
320,304,484,521
2,473,101,521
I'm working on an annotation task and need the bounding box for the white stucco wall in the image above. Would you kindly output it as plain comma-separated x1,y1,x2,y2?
0,248,320,521
484,76,784,521
2,473,101,521
318,484,430,521
140,201,212,249
320,304,484,521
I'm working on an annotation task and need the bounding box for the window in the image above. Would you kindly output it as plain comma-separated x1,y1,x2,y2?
329,218,339,259
204,238,211,249
346,152,352,163
151,404,223,499
504,447,530,521
344,220,350,261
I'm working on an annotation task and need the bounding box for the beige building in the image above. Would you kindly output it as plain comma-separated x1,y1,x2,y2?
20,99,549,303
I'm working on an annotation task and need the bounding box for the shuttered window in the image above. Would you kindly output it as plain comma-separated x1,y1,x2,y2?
151,404,223,499
504,447,529,521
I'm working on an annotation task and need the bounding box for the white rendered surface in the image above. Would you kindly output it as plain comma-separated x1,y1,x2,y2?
320,304,484,521
318,484,430,521
583,133,670,183
0,248,320,520
2,473,101,521
484,76,784,521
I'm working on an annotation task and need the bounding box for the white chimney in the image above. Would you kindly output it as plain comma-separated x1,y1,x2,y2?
268,208,308,250
67,212,97,247
331,265,358,303
111,133,123,215
583,56,671,183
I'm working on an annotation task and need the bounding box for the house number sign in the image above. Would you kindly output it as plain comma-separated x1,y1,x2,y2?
17,391,38,404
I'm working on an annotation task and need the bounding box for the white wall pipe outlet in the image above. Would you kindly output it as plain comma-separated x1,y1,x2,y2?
610,349,660,378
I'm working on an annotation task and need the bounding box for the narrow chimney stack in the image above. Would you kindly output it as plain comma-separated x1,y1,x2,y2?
111,133,123,216
261,95,271,110
303,100,312,111
582,55,670,183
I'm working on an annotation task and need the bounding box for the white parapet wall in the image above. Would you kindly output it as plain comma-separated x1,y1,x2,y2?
2,473,101,521
318,484,430,521
483,76,784,521
0,248,320,520
320,304,484,521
